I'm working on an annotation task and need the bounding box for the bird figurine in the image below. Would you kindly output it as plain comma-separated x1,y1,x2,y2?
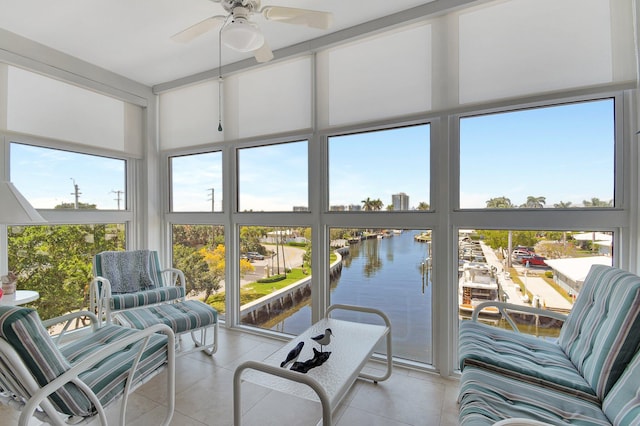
311,328,333,352
280,341,305,368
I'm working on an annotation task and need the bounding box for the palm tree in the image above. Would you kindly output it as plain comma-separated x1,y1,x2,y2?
372,198,384,211
520,195,546,208
485,196,513,208
582,197,612,207
553,201,572,246
361,197,375,211
485,197,515,268
553,201,573,208
417,202,430,210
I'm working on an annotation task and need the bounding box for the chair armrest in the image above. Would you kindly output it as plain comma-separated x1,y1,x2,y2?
42,311,99,345
19,323,176,426
90,276,113,326
472,301,567,332
162,268,186,288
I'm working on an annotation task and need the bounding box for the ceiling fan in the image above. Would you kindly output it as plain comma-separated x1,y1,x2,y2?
172,0,333,63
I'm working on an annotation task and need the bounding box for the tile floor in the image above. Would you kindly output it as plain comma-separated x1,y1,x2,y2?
1,327,460,425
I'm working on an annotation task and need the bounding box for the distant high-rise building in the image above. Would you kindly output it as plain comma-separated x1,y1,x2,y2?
293,206,308,211
330,205,346,211
392,192,410,210
348,204,362,211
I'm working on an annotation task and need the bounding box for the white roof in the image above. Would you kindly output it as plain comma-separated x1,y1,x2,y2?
572,232,612,242
544,256,612,282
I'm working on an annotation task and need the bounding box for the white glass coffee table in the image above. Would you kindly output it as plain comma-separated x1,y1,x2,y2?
0,290,39,306
234,304,392,426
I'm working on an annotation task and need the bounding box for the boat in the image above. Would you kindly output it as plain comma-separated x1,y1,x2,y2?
414,231,431,242
459,262,501,316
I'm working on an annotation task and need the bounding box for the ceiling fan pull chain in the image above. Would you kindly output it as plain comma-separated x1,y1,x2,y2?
218,24,224,132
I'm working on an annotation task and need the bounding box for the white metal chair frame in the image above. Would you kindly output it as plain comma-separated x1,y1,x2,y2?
0,310,176,426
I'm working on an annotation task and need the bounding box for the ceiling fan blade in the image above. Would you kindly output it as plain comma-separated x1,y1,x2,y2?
171,15,226,43
253,40,274,63
261,6,333,30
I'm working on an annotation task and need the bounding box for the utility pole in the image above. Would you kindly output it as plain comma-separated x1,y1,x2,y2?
111,190,124,210
70,178,81,209
207,188,215,212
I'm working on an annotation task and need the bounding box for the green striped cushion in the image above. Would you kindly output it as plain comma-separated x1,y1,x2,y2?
110,286,185,311
602,349,640,426
459,320,596,401
0,306,88,415
0,306,169,418
114,300,217,334
459,366,612,426
558,265,640,400
60,325,168,416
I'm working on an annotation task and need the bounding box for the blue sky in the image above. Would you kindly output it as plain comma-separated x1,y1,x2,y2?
10,99,614,211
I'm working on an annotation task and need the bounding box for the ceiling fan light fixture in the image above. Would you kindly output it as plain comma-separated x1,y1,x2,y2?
222,18,264,52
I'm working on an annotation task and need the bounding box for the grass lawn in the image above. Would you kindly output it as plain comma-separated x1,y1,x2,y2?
205,251,338,314
206,268,308,314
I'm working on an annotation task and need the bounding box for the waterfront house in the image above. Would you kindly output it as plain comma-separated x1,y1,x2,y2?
0,1,639,424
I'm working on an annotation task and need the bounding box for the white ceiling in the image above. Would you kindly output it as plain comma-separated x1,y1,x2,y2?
0,0,441,88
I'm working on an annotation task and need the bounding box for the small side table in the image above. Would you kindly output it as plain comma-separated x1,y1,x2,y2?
0,290,39,306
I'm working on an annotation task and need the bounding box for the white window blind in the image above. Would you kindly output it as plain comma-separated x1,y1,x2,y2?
458,0,636,104
159,79,223,150
235,56,312,139
320,23,432,127
6,66,132,153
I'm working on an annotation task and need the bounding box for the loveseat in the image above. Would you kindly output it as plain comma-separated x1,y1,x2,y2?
458,265,640,425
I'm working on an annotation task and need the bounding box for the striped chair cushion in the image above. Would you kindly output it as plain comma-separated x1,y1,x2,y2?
110,286,185,311
0,306,84,415
602,349,640,426
557,265,640,400
114,300,217,334
59,324,168,416
0,306,168,418
459,366,613,426
458,320,596,401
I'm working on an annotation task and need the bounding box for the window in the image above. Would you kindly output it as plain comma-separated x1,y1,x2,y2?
7,224,126,320
458,229,613,337
459,99,615,209
170,152,223,212
328,125,430,211
172,224,226,320
10,143,126,210
237,141,308,212
238,226,312,335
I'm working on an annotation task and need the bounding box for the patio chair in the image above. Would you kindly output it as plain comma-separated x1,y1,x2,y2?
90,250,186,325
91,250,218,356
0,305,175,425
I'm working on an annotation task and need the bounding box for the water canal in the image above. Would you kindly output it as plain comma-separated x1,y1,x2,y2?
271,229,433,364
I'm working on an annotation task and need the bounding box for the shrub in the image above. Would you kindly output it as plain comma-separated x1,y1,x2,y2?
257,274,286,284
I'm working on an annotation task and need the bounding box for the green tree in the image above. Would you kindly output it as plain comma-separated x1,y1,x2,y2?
416,202,430,210
485,197,513,208
582,197,612,207
361,197,376,211
8,224,124,320
520,195,546,208
240,226,267,254
553,201,573,208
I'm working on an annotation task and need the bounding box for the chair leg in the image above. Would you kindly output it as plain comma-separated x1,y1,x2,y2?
190,322,218,356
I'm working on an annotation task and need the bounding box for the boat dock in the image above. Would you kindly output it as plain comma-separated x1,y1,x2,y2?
479,242,572,312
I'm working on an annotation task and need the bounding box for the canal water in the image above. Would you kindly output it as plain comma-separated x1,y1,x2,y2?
271,229,433,364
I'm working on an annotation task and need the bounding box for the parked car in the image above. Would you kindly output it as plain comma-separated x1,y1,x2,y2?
246,252,264,260
521,255,548,267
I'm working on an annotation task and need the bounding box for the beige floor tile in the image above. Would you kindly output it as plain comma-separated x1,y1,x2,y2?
0,326,461,426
